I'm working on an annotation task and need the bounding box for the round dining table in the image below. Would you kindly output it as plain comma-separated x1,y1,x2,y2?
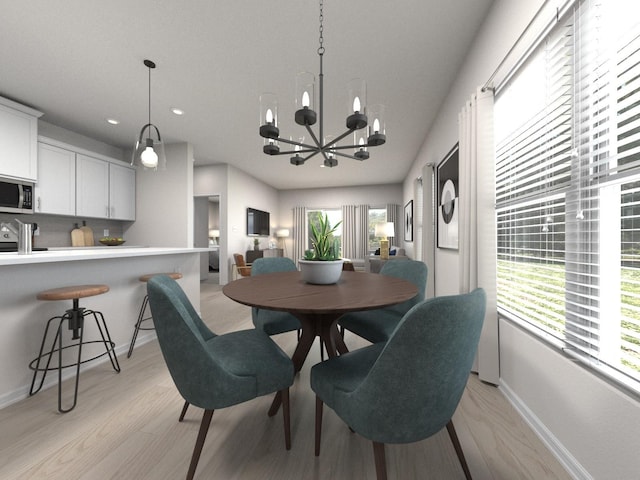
223,269,418,415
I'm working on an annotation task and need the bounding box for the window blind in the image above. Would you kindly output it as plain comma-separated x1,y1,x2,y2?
495,0,640,391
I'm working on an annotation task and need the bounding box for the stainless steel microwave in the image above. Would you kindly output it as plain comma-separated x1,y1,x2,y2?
0,178,34,214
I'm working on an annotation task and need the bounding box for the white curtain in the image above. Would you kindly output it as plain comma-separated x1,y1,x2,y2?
423,163,436,299
386,204,399,246
458,86,499,385
293,206,306,267
342,205,357,260
357,204,369,258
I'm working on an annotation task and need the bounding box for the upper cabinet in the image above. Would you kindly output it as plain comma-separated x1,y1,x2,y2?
109,162,136,220
35,142,76,216
0,97,43,182
76,154,110,219
36,137,136,221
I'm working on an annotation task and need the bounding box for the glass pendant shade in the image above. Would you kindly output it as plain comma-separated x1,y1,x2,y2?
259,93,279,139
367,104,386,146
295,72,316,126
132,124,166,170
346,78,367,130
354,130,369,160
323,135,338,168
290,135,305,165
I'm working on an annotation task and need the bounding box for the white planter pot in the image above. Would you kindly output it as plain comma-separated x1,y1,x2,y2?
299,259,344,285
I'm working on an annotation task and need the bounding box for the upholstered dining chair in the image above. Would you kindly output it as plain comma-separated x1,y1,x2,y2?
233,253,252,278
312,288,486,480
146,275,294,480
338,259,428,345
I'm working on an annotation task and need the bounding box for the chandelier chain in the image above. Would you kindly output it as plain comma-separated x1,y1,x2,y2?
317,0,325,56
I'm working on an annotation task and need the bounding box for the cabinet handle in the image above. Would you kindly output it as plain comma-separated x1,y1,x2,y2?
37,197,41,211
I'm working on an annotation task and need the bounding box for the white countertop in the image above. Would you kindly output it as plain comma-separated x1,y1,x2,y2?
0,246,209,266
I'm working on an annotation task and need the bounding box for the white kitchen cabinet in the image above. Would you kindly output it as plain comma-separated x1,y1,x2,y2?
109,162,136,220
0,97,42,182
35,142,76,215
76,154,110,218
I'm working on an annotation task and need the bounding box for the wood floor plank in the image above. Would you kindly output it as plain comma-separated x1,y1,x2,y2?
0,279,572,480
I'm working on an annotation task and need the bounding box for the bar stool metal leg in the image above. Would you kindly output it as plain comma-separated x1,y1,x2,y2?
127,294,152,358
29,305,120,413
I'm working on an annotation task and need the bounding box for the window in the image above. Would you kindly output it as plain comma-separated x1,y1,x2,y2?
307,209,342,256
495,0,640,391
368,208,386,252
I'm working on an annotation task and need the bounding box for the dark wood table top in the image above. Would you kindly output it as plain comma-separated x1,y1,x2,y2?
223,270,418,315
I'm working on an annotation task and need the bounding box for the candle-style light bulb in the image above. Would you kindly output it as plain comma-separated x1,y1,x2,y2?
265,108,273,124
373,118,380,133
353,96,361,113
302,91,310,108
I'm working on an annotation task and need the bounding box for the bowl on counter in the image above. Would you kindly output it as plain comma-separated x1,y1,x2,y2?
99,238,125,246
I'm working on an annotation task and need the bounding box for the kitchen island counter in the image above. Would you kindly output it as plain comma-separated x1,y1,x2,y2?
0,246,208,266
0,247,206,408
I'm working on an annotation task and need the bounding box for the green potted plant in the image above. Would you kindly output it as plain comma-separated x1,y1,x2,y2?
299,214,344,284
253,238,260,251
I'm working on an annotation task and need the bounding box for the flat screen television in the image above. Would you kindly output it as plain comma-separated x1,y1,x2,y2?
247,207,270,236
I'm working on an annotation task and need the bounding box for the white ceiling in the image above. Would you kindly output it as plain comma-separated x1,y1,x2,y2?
0,0,493,190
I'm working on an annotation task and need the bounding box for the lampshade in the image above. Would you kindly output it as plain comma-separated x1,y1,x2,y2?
276,228,290,238
209,229,220,238
375,222,395,238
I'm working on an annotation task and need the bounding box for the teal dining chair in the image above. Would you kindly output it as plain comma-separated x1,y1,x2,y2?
146,275,295,480
338,259,428,345
312,288,486,480
251,257,301,335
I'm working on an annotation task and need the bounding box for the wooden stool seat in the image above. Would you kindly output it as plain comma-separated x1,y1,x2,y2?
128,273,183,358
37,284,110,302
138,272,183,283
30,283,119,413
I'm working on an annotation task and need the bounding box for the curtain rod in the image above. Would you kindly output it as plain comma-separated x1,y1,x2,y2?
482,0,569,93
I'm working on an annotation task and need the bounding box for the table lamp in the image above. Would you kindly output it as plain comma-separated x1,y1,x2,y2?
276,228,290,256
209,229,220,245
375,222,395,260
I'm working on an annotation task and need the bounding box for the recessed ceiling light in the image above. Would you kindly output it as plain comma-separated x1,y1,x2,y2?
106,118,120,125
171,108,185,115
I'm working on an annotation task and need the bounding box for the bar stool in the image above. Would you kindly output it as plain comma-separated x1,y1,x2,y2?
127,272,183,358
30,284,120,413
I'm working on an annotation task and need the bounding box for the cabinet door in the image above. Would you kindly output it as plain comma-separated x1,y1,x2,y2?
109,163,136,220
0,103,39,181
76,154,109,218
35,143,76,215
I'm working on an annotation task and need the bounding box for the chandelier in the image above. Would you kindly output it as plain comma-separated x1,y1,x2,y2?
258,0,386,168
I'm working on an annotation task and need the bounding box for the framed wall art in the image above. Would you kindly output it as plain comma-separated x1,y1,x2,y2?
404,200,413,242
437,144,459,250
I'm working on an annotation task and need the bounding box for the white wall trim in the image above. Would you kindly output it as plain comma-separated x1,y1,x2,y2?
499,380,592,480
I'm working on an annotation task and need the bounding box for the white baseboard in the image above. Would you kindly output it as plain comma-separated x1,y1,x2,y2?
499,380,593,480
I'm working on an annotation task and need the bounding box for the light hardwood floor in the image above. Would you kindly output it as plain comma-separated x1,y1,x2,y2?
0,280,572,480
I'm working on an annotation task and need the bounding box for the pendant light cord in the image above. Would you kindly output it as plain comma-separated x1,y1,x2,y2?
148,63,151,127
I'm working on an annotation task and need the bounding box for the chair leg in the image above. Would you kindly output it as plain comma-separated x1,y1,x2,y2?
186,409,214,480
127,294,149,358
315,396,323,456
372,441,388,480
179,400,190,422
281,388,291,450
446,420,472,480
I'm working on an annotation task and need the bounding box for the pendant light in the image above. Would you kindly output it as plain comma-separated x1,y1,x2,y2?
132,59,166,170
